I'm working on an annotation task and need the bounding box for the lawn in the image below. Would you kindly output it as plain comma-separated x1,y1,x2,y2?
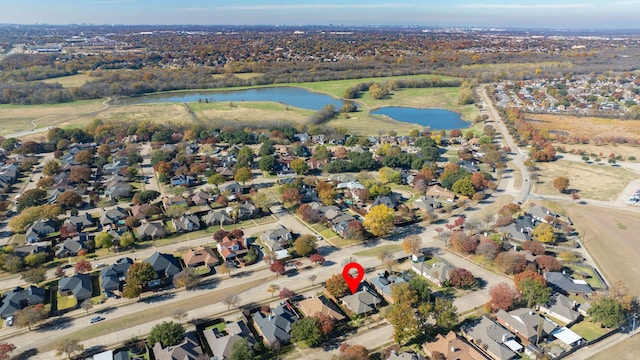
205,321,227,333
353,244,403,257
570,320,610,341
534,160,636,201
57,294,77,311
470,194,515,222
563,264,605,289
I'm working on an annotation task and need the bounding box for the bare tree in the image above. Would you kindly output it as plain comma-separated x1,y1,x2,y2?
171,308,188,323
80,299,93,315
309,274,317,286
222,295,239,311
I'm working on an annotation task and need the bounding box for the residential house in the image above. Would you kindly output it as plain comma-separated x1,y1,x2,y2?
143,252,181,282
100,258,134,294
528,206,560,224
550,327,584,348
261,225,292,253
25,219,56,243
235,201,260,221
544,272,594,296
161,195,187,210
496,309,556,345
152,332,206,360
298,295,345,322
426,185,456,201
413,258,453,287
387,351,427,360
222,181,243,195
539,293,581,326
100,207,129,228
173,214,201,233
252,302,299,346
13,244,51,261
498,216,535,242
170,174,196,187
102,159,127,175
202,210,234,227
331,214,356,238
203,320,255,360
136,221,167,240
423,331,488,360
216,237,248,261
183,245,219,269
130,203,155,220
58,273,93,301
461,316,520,360
340,284,381,316
413,196,442,212
0,286,46,319
105,181,132,200
190,191,211,207
369,274,407,304
67,213,95,231
46,187,67,204
55,234,90,258
92,349,130,360
372,194,401,210
459,160,480,173
327,173,356,183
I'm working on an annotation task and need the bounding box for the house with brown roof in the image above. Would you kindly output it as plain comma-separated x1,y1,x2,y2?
216,237,248,261
298,295,345,322
161,195,187,210
426,185,456,201
423,331,488,360
183,245,219,269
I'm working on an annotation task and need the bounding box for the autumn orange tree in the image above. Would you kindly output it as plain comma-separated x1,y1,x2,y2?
402,235,422,255
363,204,395,237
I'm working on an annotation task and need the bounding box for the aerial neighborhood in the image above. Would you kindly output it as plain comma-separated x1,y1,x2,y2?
0,23,639,360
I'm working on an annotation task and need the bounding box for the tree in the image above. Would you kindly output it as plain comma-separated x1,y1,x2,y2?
452,177,476,196
589,297,627,328
552,176,570,193
513,270,547,289
433,297,459,331
74,149,94,164
293,234,317,257
119,232,135,248
55,265,65,278
495,252,527,274
488,283,519,312
171,308,188,323
75,259,92,274
218,263,231,278
43,160,60,176
95,232,114,249
15,304,48,330
363,204,395,237
208,173,226,189
390,282,418,306
532,222,556,243
318,188,337,206
309,274,318,285
56,338,84,359
0,343,16,360
449,268,476,289
378,250,396,273
345,220,365,242
522,240,546,256
281,187,302,207
165,204,189,219
222,294,239,310
148,321,185,347
267,284,280,298
290,158,310,175
123,262,156,299
137,190,161,204
0,254,24,273
24,252,47,267
259,155,276,173
56,191,82,208
535,255,563,272
234,167,252,184
291,316,323,347
21,268,46,284
229,337,254,360
309,253,325,266
69,165,92,184
325,274,349,298
518,278,551,308
402,235,422,255
270,260,286,276
16,188,47,212
279,287,295,300
386,302,418,344
333,343,369,360
80,298,93,315
173,267,199,289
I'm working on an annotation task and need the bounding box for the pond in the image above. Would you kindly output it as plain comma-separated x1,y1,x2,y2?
370,107,470,130
113,86,346,111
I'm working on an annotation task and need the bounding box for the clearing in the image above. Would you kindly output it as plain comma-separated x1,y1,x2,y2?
534,160,637,201
566,205,640,296
525,113,640,143
588,334,640,360
39,73,95,88
557,143,640,162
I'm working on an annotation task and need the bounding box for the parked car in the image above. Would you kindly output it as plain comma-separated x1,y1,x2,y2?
6,316,13,326
95,262,106,268
89,316,105,324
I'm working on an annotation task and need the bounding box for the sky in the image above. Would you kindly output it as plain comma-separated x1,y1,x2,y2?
1,0,640,30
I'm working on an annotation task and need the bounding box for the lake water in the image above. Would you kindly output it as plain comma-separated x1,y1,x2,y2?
114,87,345,111
370,107,469,130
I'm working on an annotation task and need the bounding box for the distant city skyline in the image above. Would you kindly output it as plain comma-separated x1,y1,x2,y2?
2,0,640,30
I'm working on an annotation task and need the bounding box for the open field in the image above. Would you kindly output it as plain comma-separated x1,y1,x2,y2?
353,244,403,257
557,143,640,162
471,194,514,221
39,73,95,88
588,334,640,360
526,113,640,143
566,205,640,296
0,74,480,136
534,160,637,201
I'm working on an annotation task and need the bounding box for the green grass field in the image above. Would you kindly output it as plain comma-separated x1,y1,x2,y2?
353,244,403,257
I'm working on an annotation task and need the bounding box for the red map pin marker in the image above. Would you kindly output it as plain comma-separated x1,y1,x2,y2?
342,262,365,294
